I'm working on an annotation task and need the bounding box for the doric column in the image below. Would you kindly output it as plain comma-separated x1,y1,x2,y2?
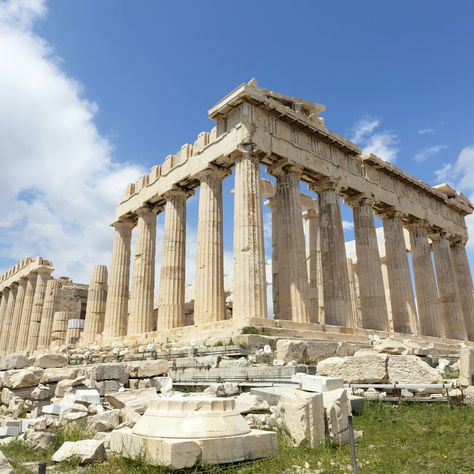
128,206,159,335
380,260,393,331
310,179,352,327
82,265,108,344
26,268,52,351
450,238,474,340
6,278,27,354
269,163,310,323
379,209,417,334
232,152,267,320
431,232,467,340
0,290,9,339
304,207,320,323
51,311,69,347
0,285,16,354
157,187,188,330
37,279,62,350
407,221,444,337
347,258,360,328
347,195,389,331
266,197,280,319
194,166,230,325
103,219,134,339
16,272,37,352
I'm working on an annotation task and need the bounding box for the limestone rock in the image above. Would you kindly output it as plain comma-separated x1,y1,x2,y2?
305,341,338,364
0,451,13,474
292,373,344,392
106,388,159,414
52,439,106,464
3,368,44,389
55,376,86,397
34,354,68,369
24,430,55,450
126,360,169,378
278,390,325,448
0,355,29,371
317,354,388,383
93,431,111,449
31,384,51,400
86,363,127,382
322,388,352,445
387,355,442,384
373,338,413,355
41,367,81,384
219,357,250,368
276,340,306,364
204,382,239,397
459,346,474,387
234,393,269,414
87,409,121,432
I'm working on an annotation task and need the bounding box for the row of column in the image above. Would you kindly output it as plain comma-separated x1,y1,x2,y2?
102,152,474,341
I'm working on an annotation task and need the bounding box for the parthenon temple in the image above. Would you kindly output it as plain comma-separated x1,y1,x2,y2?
1,80,473,355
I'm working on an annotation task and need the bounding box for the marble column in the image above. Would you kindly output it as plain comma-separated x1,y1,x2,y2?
37,279,62,350
128,206,158,335
407,221,444,337
6,278,27,354
310,179,352,327
270,164,310,323
26,268,52,351
267,197,280,319
348,195,389,331
232,152,267,320
103,219,134,339
304,207,320,323
431,232,467,340
0,290,9,339
380,210,417,334
194,166,229,325
16,272,37,352
0,285,16,354
157,188,188,330
450,238,474,340
51,311,69,347
347,258,360,328
82,265,108,344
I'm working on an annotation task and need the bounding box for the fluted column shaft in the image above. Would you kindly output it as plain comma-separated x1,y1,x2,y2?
267,197,280,319
311,180,352,327
82,265,108,344
304,207,320,323
128,207,158,334
26,269,52,351
194,167,229,325
0,285,16,354
408,222,444,337
37,279,62,349
157,188,188,330
16,273,37,352
432,233,467,340
7,278,27,354
381,211,417,334
271,164,310,323
232,153,267,320
450,240,474,340
103,220,133,339
0,290,9,339
349,196,388,331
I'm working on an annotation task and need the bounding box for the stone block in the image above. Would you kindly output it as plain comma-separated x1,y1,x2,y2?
387,355,442,384
0,355,29,371
87,409,121,432
276,339,306,364
126,360,170,378
55,377,86,397
250,385,299,406
317,354,388,383
41,367,81,384
278,390,325,448
459,346,474,386
204,382,239,397
94,379,122,396
0,451,13,474
34,354,68,369
106,388,159,414
0,426,20,437
322,388,352,445
3,368,44,389
24,431,55,450
86,363,127,382
52,439,106,465
305,341,338,364
234,393,269,414
292,373,344,393
75,389,101,404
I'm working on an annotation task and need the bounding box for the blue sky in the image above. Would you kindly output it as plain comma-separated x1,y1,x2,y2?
0,0,473,285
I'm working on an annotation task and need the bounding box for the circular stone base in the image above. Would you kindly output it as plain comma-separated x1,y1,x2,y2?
132,396,251,439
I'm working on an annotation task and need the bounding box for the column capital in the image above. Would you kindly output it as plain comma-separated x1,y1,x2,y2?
111,218,135,231
162,185,194,201
428,228,447,241
234,149,260,166
344,193,375,208
375,207,406,221
194,164,231,183
135,203,162,218
267,160,304,178
308,177,340,194
36,266,53,276
450,234,468,246
303,208,319,220
264,196,278,208
404,218,430,231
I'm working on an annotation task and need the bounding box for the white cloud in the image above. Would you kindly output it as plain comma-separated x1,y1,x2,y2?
414,145,448,163
343,221,354,231
0,0,144,282
350,117,399,163
434,163,452,183
417,128,435,135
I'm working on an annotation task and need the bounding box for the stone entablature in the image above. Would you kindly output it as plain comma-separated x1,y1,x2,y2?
0,257,53,292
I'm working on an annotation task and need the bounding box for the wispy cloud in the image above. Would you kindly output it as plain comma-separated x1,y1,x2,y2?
350,117,399,163
414,145,448,163
417,128,435,135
